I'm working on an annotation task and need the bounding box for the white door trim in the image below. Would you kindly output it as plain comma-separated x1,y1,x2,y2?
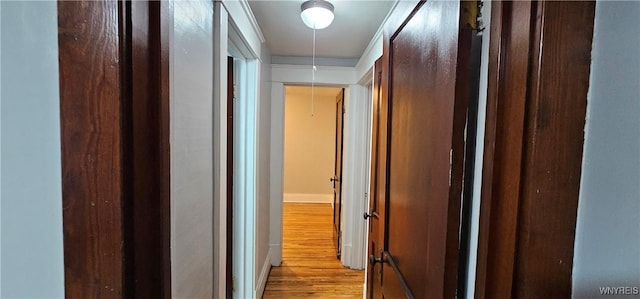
340,84,373,270
214,2,262,297
269,64,373,270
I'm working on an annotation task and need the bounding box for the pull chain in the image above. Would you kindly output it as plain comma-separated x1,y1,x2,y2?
311,26,316,117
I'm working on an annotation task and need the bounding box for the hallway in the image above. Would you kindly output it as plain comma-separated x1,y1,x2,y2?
262,203,364,298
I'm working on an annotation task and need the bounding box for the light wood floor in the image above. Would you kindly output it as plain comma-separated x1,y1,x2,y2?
262,203,364,298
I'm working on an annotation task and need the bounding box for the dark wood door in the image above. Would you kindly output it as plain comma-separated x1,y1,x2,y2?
367,1,472,297
226,56,234,299
332,88,345,258
366,57,384,299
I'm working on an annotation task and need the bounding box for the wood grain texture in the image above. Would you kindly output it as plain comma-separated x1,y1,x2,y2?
475,1,595,298
58,1,124,297
366,3,418,298
513,2,595,297
127,1,172,297
474,2,532,297
59,1,172,297
262,203,364,298
382,1,470,297
366,57,383,299
333,90,345,258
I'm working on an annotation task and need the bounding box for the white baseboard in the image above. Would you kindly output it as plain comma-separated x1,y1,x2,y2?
341,243,352,268
255,249,272,299
283,193,333,203
341,243,366,270
269,244,282,266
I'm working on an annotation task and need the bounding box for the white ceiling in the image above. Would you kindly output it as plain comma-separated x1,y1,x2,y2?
247,0,396,60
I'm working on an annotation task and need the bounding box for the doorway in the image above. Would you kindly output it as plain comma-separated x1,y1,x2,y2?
281,86,343,207
281,85,343,257
227,51,260,299
263,85,365,297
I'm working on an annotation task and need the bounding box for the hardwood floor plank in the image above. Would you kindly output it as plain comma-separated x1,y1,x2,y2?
262,203,364,298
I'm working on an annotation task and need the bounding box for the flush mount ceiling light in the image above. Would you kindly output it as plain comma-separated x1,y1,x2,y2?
300,0,335,29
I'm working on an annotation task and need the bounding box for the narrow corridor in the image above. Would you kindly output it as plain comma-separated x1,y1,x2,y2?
262,203,364,298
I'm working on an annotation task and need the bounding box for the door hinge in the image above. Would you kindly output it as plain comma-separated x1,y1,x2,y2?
462,0,485,31
233,83,238,102
232,276,236,292
449,149,453,187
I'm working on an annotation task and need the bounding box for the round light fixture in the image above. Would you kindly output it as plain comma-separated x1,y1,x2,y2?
300,0,335,30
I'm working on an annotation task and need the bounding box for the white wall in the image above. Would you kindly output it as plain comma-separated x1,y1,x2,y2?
340,84,371,270
212,4,229,297
573,1,640,298
272,64,356,85
269,82,285,266
255,43,272,297
284,87,339,197
170,1,214,298
0,1,65,297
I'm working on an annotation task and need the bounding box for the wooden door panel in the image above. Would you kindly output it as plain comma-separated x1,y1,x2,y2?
333,89,345,258
366,1,471,298
226,56,234,299
382,252,414,299
387,2,464,297
367,58,384,299
366,0,413,288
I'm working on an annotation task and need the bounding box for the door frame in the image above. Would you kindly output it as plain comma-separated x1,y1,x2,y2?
332,88,346,258
226,56,235,299
342,82,374,270
58,1,172,297
270,67,374,270
364,57,383,297
212,2,265,297
227,16,261,299
474,1,595,297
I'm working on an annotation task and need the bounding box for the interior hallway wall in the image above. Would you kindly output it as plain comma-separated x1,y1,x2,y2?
283,86,341,202
170,1,214,297
0,1,65,297
573,1,640,297
255,43,273,294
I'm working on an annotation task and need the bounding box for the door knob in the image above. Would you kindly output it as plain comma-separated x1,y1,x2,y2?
329,177,339,182
369,254,384,265
363,212,373,219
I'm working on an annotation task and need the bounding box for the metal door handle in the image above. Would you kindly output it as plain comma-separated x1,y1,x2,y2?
329,177,340,182
383,251,415,298
369,254,384,265
363,210,378,220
